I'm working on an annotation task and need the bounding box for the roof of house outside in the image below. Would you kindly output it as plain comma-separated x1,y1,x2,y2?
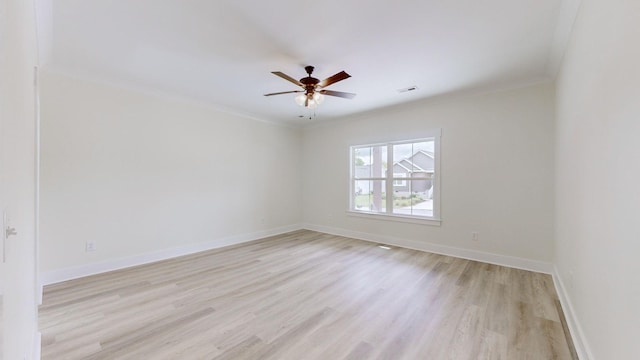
393,150,434,173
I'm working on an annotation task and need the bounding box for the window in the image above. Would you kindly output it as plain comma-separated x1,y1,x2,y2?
350,132,441,224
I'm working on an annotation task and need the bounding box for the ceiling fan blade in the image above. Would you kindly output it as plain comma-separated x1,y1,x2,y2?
317,71,351,88
272,71,303,87
319,89,356,99
264,90,303,96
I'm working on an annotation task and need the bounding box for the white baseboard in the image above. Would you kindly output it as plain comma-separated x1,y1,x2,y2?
302,223,554,274
38,282,43,305
552,266,594,360
39,224,552,289
39,224,303,287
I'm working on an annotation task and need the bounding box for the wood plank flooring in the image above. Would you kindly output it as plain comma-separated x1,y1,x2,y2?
39,230,577,359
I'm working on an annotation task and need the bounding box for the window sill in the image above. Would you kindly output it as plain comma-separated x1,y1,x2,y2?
346,210,441,226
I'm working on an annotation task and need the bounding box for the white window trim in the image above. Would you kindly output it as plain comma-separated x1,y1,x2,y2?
348,129,442,226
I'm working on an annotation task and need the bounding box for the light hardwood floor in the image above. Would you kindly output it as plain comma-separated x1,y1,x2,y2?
39,230,577,359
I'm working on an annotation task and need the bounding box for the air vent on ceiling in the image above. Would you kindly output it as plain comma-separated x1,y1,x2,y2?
398,86,418,93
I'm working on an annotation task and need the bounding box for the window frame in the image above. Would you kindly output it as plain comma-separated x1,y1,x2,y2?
348,130,441,226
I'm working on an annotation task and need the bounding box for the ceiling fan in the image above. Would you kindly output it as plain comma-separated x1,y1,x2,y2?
264,65,356,109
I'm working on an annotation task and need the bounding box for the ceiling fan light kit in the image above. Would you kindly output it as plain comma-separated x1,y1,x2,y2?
295,92,325,109
265,65,356,110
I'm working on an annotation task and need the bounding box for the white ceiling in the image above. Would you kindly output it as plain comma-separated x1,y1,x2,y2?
36,0,578,124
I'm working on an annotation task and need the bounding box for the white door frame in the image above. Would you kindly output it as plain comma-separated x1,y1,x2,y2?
0,0,41,358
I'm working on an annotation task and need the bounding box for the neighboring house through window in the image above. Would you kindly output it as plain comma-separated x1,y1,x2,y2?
392,173,406,187
349,130,441,225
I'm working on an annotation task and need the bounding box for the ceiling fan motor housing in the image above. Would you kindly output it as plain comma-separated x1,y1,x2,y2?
300,78,319,96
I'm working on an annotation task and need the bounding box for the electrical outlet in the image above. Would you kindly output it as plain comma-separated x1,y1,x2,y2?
85,241,96,252
471,232,479,241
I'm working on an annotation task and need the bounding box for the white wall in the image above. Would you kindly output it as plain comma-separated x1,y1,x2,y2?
555,0,640,358
0,0,40,358
39,71,303,278
302,83,555,269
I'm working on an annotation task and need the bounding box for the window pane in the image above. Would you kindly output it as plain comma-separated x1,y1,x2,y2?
391,141,435,217
392,140,434,174
354,145,387,178
392,179,433,217
353,180,386,213
392,173,406,187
